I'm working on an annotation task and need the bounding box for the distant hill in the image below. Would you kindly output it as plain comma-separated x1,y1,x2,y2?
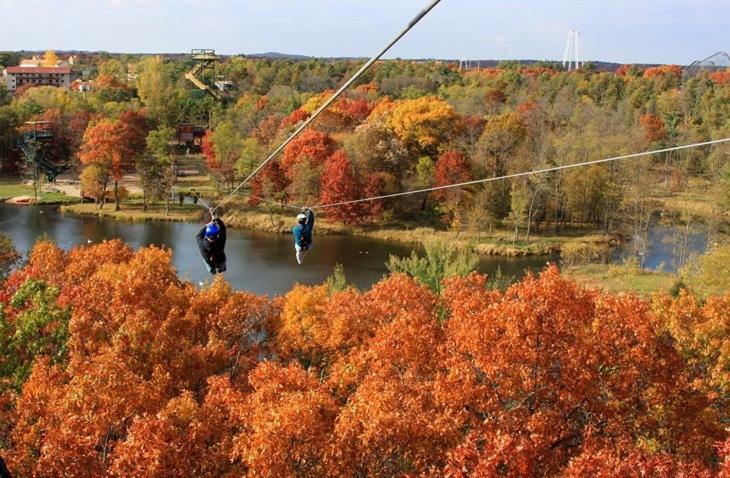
2,49,666,72
246,52,312,60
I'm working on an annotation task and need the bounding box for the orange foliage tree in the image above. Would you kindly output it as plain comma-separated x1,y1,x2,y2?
640,113,667,144
0,239,726,477
78,112,149,211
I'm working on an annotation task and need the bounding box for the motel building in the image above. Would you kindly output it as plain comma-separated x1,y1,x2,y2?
3,66,73,91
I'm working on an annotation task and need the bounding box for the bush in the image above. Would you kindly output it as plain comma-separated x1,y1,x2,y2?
386,239,478,293
681,243,730,297
561,239,612,267
607,257,642,278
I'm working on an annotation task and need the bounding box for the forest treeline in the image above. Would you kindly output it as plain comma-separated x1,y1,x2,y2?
1,53,728,240
0,239,728,476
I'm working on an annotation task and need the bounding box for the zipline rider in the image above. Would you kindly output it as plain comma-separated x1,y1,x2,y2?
196,209,227,275
293,208,315,265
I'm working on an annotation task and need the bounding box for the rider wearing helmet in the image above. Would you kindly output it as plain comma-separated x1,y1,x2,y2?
196,210,227,274
292,208,315,265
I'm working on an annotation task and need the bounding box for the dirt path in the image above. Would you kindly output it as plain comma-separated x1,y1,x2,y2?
45,174,144,198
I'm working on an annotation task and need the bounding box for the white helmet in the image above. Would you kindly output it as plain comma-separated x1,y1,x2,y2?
296,213,307,222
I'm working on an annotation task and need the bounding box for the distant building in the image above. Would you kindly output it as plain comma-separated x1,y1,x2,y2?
71,78,93,92
3,66,73,91
3,54,77,91
126,63,138,83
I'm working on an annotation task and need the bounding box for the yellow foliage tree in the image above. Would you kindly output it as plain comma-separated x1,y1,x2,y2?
388,96,460,150
41,50,58,67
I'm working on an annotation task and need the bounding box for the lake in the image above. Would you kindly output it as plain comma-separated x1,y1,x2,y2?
0,204,556,295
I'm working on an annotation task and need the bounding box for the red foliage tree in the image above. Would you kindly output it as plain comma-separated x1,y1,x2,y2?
280,108,310,130
360,172,395,223
201,129,215,166
431,149,471,220
248,161,289,206
615,64,632,76
117,110,150,158
280,129,336,181
319,150,363,225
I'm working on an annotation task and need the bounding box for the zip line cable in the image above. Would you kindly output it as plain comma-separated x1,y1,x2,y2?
213,0,444,212
304,138,730,210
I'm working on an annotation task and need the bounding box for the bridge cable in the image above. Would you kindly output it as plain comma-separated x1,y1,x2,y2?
213,0,444,212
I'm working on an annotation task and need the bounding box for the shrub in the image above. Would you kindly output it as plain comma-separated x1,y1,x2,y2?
561,239,612,267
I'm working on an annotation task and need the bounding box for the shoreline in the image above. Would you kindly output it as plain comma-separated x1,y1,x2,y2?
59,202,616,257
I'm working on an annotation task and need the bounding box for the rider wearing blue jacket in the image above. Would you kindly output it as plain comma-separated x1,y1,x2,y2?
196,213,227,274
292,208,315,265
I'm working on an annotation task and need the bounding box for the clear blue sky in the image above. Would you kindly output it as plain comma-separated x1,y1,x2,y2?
3,0,727,64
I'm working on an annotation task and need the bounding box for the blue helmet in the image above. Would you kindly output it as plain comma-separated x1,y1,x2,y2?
205,223,220,238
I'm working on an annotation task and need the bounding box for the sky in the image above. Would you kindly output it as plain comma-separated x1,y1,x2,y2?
1,0,727,65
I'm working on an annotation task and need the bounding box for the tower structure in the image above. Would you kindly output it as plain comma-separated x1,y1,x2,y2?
562,29,583,71
184,49,225,101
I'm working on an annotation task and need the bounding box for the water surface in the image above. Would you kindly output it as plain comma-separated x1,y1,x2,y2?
0,205,552,295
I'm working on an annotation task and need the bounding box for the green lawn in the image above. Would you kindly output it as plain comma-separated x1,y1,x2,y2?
565,263,677,296
0,181,79,204
61,202,205,222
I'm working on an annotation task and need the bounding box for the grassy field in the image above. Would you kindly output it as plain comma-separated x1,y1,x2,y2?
0,181,79,204
565,263,677,296
61,202,205,222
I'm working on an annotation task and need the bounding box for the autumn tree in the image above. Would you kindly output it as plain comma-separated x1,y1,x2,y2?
41,50,58,67
135,56,180,126
0,234,19,282
79,163,110,205
236,137,263,179
280,129,336,180
231,362,337,478
640,113,667,144
439,267,722,476
143,126,176,213
388,96,459,154
475,112,527,221
78,119,123,210
348,119,408,181
248,161,289,206
0,279,70,391
79,111,148,211
432,150,472,228
319,150,363,225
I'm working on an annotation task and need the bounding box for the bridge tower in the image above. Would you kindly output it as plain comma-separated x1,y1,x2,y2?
562,29,583,71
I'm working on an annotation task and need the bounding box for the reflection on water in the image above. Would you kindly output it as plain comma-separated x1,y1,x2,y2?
1,204,555,295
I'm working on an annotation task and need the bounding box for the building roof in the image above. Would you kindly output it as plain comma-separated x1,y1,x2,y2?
5,66,72,74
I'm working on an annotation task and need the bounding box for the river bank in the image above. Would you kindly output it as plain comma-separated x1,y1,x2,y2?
0,181,80,205
61,202,204,222
61,201,615,257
